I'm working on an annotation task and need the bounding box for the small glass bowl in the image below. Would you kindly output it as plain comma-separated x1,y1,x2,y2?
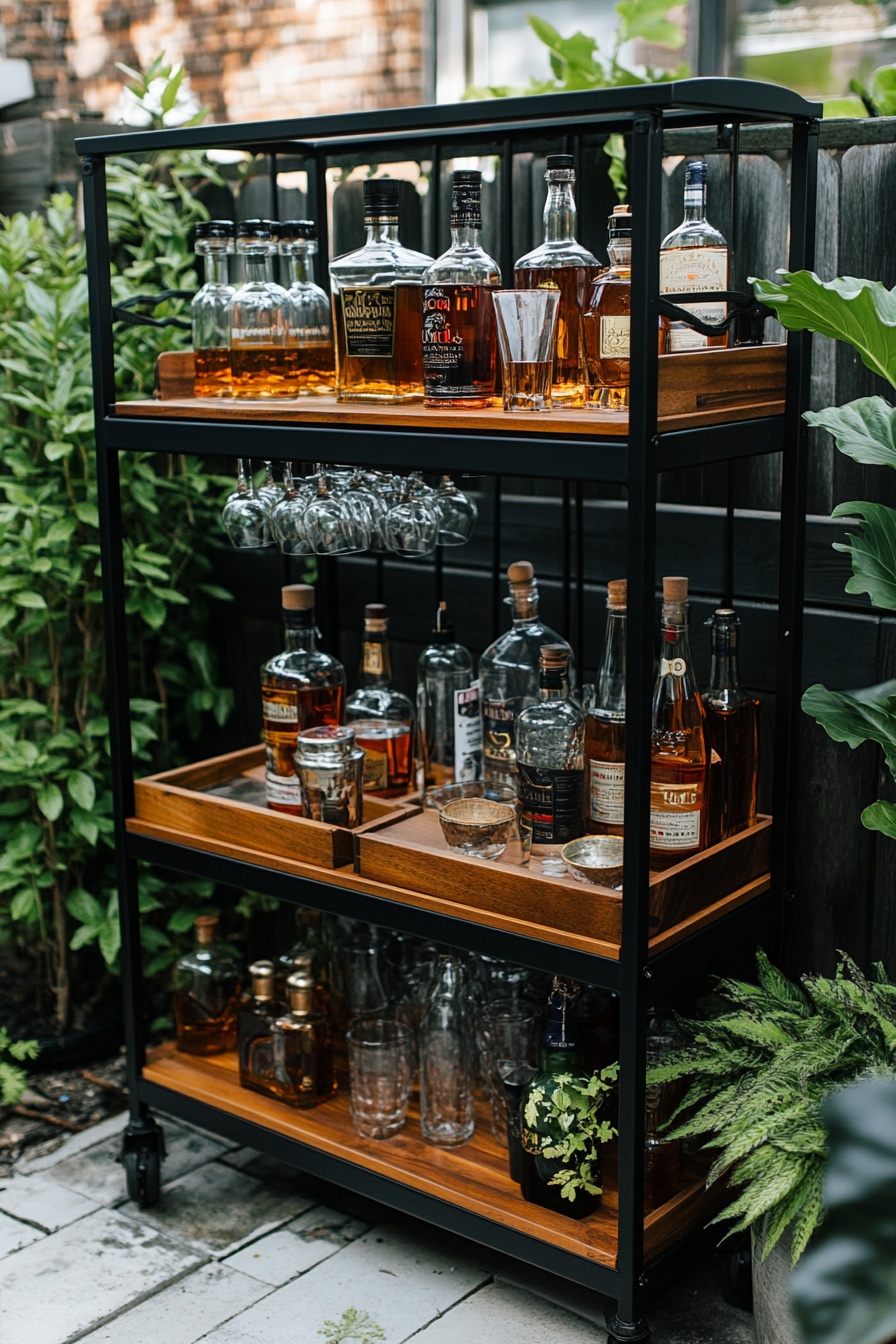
438,798,518,860
560,836,625,887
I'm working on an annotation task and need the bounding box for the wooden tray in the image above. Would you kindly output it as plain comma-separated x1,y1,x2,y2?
129,744,418,870
356,809,772,945
114,344,787,438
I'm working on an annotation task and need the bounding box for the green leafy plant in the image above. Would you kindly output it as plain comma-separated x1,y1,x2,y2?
751,269,896,840
523,1063,618,1201
648,950,896,1265
318,1308,386,1344
0,1026,39,1106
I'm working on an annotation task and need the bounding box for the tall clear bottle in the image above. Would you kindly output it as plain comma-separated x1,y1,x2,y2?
229,220,298,397
650,576,710,868
345,603,414,795
516,645,585,853
260,584,347,814
479,561,574,793
584,580,626,837
330,178,433,402
279,219,335,395
660,159,729,352
192,220,235,397
514,154,601,408
421,169,500,409
417,602,481,788
703,607,760,839
420,953,476,1147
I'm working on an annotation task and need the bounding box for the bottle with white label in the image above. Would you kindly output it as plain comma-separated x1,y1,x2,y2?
660,159,729,353
345,604,414,795
260,584,347,814
581,205,633,412
516,645,585,854
649,576,710,868
417,602,481,789
585,580,626,837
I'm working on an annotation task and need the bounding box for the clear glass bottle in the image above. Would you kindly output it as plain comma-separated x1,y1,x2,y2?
192,220,235,397
270,970,335,1108
345,603,414,795
703,607,760,839
342,922,390,1022
260,583,347,814
417,602,481,789
420,952,476,1147
279,219,335,395
421,169,501,409
650,576,710,868
173,915,241,1056
516,645,585,853
660,159,729,352
238,960,288,1099
330,178,433,403
514,154,601,408
645,1010,686,1211
582,205,633,411
479,561,574,793
584,580,626,837
229,219,297,398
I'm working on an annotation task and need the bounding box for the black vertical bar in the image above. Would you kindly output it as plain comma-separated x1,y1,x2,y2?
312,149,330,275
269,152,280,284
434,544,444,605
376,554,386,604
723,462,735,606
428,141,441,259
575,482,585,672
774,117,819,966
696,0,731,77
499,138,513,282
561,478,572,641
82,154,145,1115
613,109,664,1337
491,477,503,637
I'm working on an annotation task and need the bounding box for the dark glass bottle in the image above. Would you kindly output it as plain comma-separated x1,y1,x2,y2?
584,580,626,837
173,915,241,1056
238,960,288,1098
345,604,414,795
270,970,335,1108
703,608,760,839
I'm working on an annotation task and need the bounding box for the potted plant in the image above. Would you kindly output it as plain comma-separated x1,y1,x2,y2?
520,1063,618,1218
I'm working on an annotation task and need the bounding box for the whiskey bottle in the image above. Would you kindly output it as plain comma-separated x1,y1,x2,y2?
279,219,335,395
330,178,433,402
260,583,347,814
238,960,288,1099
516,645,585,852
479,561,574,792
270,969,336,1108
229,220,298,397
584,580,626,837
582,205,632,411
173,915,241,1056
421,169,500,408
417,602,481,789
514,154,601,408
345,604,414,795
660,159,729,352
650,576,710,868
704,608,760,838
192,220,235,397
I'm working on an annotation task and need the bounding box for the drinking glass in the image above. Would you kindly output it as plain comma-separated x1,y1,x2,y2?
257,460,283,518
221,458,271,548
436,475,478,546
492,290,560,412
477,998,539,1143
270,463,315,555
384,476,440,558
346,1016,413,1140
305,470,371,555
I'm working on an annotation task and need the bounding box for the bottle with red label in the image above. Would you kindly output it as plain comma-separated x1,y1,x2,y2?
585,580,626,836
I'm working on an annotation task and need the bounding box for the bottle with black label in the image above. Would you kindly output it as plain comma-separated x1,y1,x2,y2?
421,169,501,408
584,580,626,836
417,601,481,789
329,178,434,402
516,645,585,853
479,561,574,793
345,604,414,795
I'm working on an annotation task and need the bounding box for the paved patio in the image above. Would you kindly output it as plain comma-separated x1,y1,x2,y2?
0,1112,755,1343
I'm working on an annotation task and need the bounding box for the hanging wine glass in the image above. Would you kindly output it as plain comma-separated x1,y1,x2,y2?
383,475,440,558
271,463,315,555
436,475,478,546
257,460,284,519
221,458,271,548
304,469,371,555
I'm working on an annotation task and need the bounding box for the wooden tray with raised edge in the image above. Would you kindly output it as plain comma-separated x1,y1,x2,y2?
128,744,419,870
355,808,772,945
115,344,788,437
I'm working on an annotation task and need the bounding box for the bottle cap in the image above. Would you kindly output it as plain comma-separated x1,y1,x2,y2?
432,600,455,642
195,220,234,240
249,960,275,999
237,218,275,240
507,560,534,586
663,576,689,602
685,159,708,185
608,204,632,236
282,583,315,610
540,643,568,670
714,607,737,618
451,170,482,225
607,579,627,608
194,914,218,945
279,219,316,240
452,169,482,185
546,153,575,169
286,970,315,1014
363,178,400,218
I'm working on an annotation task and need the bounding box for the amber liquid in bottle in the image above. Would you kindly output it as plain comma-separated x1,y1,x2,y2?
294,343,336,389
333,283,425,401
704,608,759,839
516,266,600,404
231,345,299,398
173,916,241,1056
585,581,627,837
350,720,413,795
584,717,626,837
194,347,232,397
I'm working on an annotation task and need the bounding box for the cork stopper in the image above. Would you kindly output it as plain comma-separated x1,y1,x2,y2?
540,643,568,670
714,607,736,618
194,915,218,945
663,576,689,603
286,970,315,1015
364,602,388,632
282,584,315,610
607,580,627,609
507,561,534,585
249,960,275,1000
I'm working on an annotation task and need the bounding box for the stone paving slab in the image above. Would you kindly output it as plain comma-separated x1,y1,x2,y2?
223,1205,370,1286
0,1169,99,1232
196,1217,494,1344
0,1207,202,1344
48,1120,228,1207
0,1206,44,1256
77,1261,271,1344
18,1111,131,1174
412,1280,598,1343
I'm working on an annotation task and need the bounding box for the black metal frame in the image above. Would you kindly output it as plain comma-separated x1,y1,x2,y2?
78,79,820,1342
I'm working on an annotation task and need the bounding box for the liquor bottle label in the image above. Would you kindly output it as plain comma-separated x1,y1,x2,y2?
362,643,384,676
660,248,728,352
341,287,396,358
588,759,625,825
454,681,483,780
482,699,517,762
518,763,585,844
649,779,704,850
600,315,630,359
262,696,299,724
361,748,389,792
264,744,302,809
421,285,493,398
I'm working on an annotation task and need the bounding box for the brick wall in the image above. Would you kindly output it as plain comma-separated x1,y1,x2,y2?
1,1,84,114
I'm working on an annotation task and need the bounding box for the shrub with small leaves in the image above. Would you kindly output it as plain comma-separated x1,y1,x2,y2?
318,1308,386,1344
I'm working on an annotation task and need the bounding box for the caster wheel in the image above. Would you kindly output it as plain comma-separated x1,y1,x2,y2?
123,1145,162,1208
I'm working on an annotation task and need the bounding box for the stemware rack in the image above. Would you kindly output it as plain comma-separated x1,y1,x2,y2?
78,77,820,1342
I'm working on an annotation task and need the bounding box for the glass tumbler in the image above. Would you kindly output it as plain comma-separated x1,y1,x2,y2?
476,998,539,1143
492,290,560,412
346,1016,413,1140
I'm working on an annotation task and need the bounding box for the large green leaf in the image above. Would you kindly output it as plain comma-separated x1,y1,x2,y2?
861,800,896,839
751,271,896,390
831,500,896,609
801,681,896,779
805,397,896,470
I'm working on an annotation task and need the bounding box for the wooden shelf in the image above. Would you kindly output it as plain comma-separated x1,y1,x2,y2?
144,1042,723,1268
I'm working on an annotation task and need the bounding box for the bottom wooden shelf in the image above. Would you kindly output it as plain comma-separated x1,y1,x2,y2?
144,1042,723,1270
